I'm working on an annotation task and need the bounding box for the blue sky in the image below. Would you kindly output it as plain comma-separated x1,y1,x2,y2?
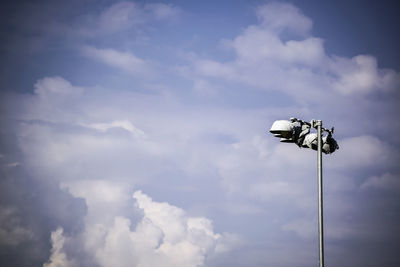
1,1,400,267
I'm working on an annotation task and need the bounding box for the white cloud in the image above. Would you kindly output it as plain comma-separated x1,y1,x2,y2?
331,55,400,95
34,76,84,98
228,26,325,66
3,1,400,266
12,73,397,267
216,134,314,200
98,1,142,32
44,228,75,267
64,180,129,207
17,121,162,184
187,2,400,102
99,191,223,267
256,3,312,36
81,120,147,139
94,1,180,34
145,3,181,21
82,46,152,75
10,68,398,266
43,191,229,267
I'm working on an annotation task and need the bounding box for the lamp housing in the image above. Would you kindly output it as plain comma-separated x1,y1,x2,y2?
270,120,295,139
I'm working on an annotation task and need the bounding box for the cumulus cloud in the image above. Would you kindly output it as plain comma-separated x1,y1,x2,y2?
187,2,400,101
0,163,87,266
331,55,400,95
2,2,400,267
226,26,325,66
44,228,74,267
43,191,228,267
4,74,245,265
64,180,130,208
98,191,222,267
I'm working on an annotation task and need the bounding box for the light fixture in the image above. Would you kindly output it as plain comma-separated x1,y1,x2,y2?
269,118,338,267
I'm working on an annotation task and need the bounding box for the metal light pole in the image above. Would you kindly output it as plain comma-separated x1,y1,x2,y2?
270,118,338,267
314,120,324,267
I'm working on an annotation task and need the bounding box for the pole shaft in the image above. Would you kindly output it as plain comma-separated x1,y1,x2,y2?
317,120,324,267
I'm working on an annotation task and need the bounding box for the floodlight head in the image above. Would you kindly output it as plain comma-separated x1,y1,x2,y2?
303,133,318,150
269,118,338,154
322,135,339,154
301,133,339,154
270,120,295,139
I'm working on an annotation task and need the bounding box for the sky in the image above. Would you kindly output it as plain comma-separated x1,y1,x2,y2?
1,0,400,266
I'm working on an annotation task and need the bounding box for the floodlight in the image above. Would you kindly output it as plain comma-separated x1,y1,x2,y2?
269,120,295,139
303,132,318,150
268,118,339,267
299,132,339,154
322,134,339,154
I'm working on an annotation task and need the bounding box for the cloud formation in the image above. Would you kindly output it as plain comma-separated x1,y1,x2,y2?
187,2,400,102
44,228,74,267
82,46,153,76
256,3,313,36
1,1,400,267
96,1,180,33
43,191,226,267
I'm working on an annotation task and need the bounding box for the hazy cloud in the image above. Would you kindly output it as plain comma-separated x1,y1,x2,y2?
34,76,84,98
82,46,153,76
256,3,313,36
0,207,34,247
97,1,180,33
361,173,400,191
327,135,398,169
81,120,147,139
